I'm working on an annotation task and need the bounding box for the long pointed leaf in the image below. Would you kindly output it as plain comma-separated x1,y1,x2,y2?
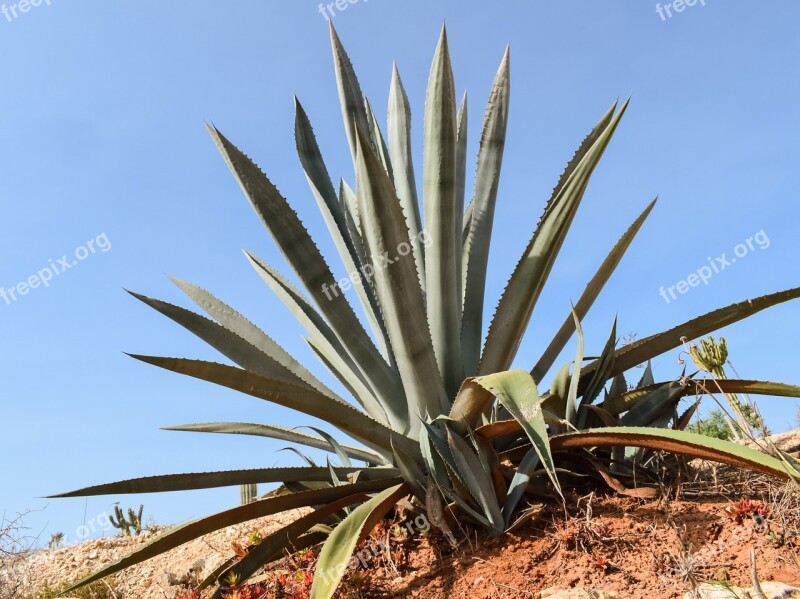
576,318,617,429
162,422,385,465
355,126,448,429
423,25,463,398
387,63,425,294
480,101,625,374
364,96,394,181
129,291,336,398
168,276,331,397
245,253,394,428
461,46,511,376
51,467,400,498
531,199,656,381
565,307,584,425
503,447,540,528
207,126,403,424
329,23,372,170
608,379,800,416
454,90,468,311
302,337,389,429
311,483,408,599
128,356,416,456
446,427,503,532
294,99,392,361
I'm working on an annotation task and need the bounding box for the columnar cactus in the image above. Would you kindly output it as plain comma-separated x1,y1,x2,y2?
240,484,257,505
109,504,144,536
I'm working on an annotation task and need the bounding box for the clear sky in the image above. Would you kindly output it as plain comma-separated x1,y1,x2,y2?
1,1,799,546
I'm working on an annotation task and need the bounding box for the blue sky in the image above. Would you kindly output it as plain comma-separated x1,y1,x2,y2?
1,1,799,546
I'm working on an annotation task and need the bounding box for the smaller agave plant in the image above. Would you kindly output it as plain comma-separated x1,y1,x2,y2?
54,24,800,598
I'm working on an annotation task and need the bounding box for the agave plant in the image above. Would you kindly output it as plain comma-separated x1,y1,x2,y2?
54,24,800,598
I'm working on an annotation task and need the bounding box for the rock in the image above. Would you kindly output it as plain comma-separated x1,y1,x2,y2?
685,582,800,598
745,431,800,456
540,589,619,599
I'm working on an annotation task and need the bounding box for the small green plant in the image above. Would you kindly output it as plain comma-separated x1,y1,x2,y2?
34,577,118,599
689,409,734,441
47,531,64,550
247,529,263,545
108,504,144,536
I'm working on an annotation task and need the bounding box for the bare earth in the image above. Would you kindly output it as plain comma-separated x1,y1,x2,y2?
4,443,800,598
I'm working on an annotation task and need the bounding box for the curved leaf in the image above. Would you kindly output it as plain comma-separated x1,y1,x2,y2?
216,491,377,595
50,467,401,498
474,370,562,498
161,422,385,465
127,355,416,456
578,287,800,393
62,479,400,592
311,483,408,599
550,427,794,479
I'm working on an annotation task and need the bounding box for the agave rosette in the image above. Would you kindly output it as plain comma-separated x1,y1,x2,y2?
54,24,800,598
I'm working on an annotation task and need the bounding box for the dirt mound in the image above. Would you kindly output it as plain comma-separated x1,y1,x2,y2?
4,485,800,598
359,494,800,598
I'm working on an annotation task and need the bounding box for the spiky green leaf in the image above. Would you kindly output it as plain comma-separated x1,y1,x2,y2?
310,484,408,599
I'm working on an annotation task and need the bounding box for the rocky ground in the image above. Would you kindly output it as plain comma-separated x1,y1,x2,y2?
0,509,308,598
3,433,800,598
7,488,798,598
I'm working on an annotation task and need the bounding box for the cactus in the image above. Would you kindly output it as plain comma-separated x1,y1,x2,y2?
109,504,144,536
239,484,257,505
